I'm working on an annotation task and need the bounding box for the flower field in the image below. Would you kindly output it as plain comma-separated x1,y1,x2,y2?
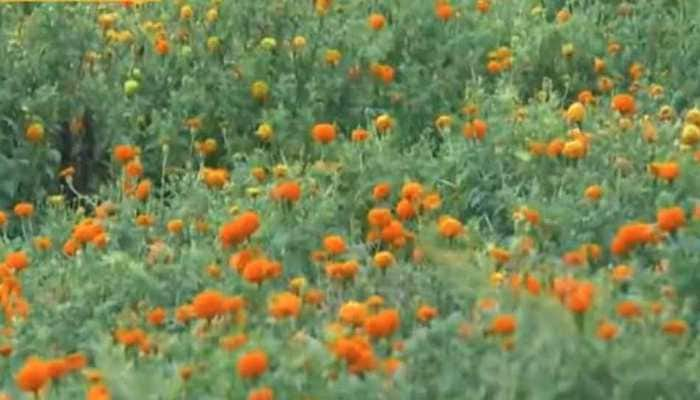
2,0,700,398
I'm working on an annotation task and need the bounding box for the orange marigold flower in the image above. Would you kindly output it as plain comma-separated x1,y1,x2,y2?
237,350,268,379
192,290,226,320
271,181,301,203
401,181,423,202
656,206,686,232
154,37,170,55
616,300,642,319
33,236,53,251
490,247,511,264
113,145,138,164
435,2,454,22
610,222,658,256
364,309,400,338
13,202,34,218
373,251,395,269
167,219,184,235
248,387,274,400
437,215,464,238
546,138,565,157
565,281,595,314
304,288,325,305
268,292,301,319
201,168,229,189
147,307,166,327
416,305,438,323
64,353,87,372
4,251,29,272
331,335,376,374
490,314,517,335
372,182,391,201
661,319,688,336
596,321,619,341
311,123,336,144
15,357,48,394
124,159,143,178
649,161,680,183
325,260,359,281
463,119,488,140
219,211,261,248
0,211,7,227
367,208,392,228
133,179,152,201
242,259,268,284
562,249,587,268
395,199,415,220
351,128,370,142
421,193,442,211
323,235,346,255
220,333,248,351
86,384,111,400
584,185,603,201
611,264,634,283
46,358,70,380
368,13,386,30
338,301,368,326
612,93,636,115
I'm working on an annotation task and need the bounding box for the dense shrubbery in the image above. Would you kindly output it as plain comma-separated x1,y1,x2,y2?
1,1,700,399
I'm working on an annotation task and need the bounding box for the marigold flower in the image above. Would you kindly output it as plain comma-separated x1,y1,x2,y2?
368,13,386,30
15,357,49,394
0,211,6,228
322,235,346,254
367,208,392,228
219,211,261,247
649,161,680,182
656,207,686,232
463,119,488,140
584,185,603,201
113,145,137,164
331,335,376,374
201,168,229,189
373,251,395,269
268,292,301,319
237,350,268,379
4,251,29,272
661,319,688,336
401,181,423,201
611,93,636,115
435,2,454,21
364,309,400,338
311,123,336,144
339,301,368,326
616,300,642,318
147,307,166,327
192,290,226,320
611,264,634,283
86,384,111,400
596,321,619,341
395,199,415,220
271,181,301,203
351,128,370,142
374,113,394,133
437,215,463,238
416,305,438,323
490,314,517,335
372,183,391,201
220,333,248,351
14,202,34,218
248,387,274,400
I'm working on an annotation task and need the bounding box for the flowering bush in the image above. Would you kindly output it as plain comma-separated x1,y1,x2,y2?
1,1,700,399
